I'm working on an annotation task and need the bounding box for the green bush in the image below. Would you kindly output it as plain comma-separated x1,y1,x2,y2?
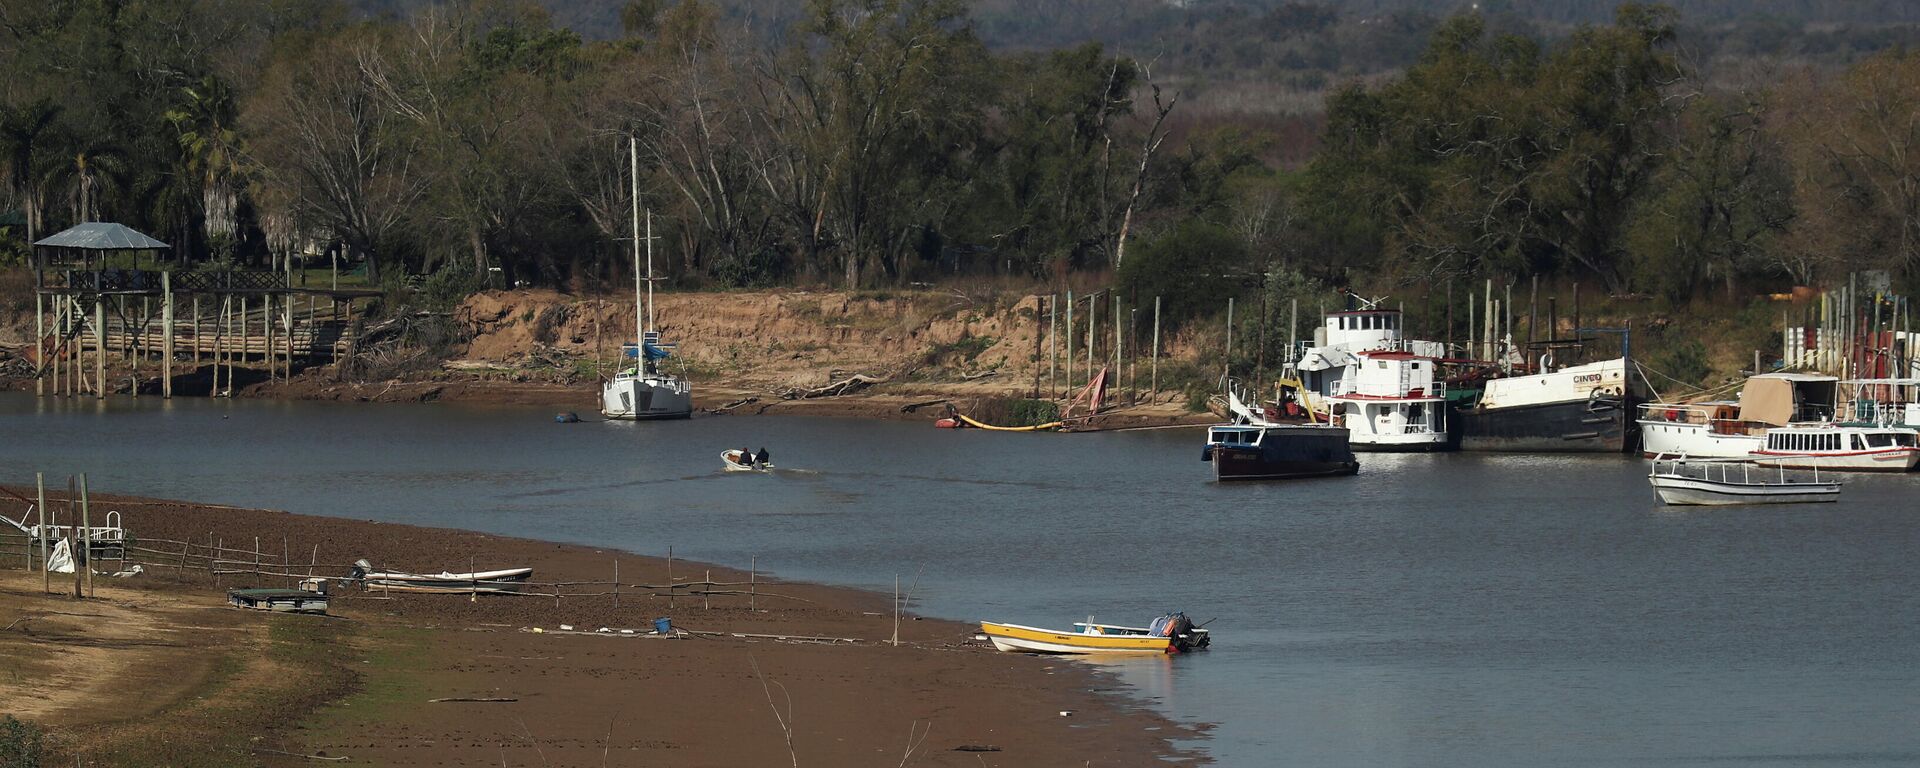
1653,339,1710,388
1008,398,1060,426
0,716,45,768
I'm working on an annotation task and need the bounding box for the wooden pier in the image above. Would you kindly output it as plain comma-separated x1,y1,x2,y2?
25,223,379,399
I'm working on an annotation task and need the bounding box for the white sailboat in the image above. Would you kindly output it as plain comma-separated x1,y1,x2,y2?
601,138,692,421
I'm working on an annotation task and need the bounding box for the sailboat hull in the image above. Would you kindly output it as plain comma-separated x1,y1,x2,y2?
601,377,693,420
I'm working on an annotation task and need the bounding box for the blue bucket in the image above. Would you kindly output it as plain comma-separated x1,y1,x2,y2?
653,617,672,634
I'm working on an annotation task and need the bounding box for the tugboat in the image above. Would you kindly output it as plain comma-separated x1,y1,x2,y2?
1290,299,1452,451
601,138,692,421
1203,383,1358,481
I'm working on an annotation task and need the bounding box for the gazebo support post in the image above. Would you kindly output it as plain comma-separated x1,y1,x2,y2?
34,292,43,397
162,272,174,399
93,298,104,399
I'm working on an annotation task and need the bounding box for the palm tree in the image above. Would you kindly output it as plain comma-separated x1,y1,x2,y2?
0,99,61,244
165,76,244,255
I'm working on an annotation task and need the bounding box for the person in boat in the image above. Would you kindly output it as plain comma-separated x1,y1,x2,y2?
754,447,770,466
736,447,754,467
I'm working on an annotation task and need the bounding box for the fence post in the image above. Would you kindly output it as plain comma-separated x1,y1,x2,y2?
36,473,47,594
79,474,92,598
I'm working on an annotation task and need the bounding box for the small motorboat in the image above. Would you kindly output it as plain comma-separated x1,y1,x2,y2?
980,613,1210,655
722,450,773,472
350,559,534,593
1647,454,1840,506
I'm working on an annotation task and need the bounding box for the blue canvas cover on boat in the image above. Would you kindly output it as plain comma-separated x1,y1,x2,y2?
622,343,671,360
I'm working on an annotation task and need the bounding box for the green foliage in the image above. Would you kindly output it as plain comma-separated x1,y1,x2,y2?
1624,95,1794,301
1306,6,1680,290
416,263,487,313
0,715,45,768
1119,220,1246,325
1652,338,1711,388
1007,398,1059,426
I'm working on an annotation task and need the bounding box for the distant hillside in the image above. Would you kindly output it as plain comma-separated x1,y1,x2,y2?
355,1,1920,44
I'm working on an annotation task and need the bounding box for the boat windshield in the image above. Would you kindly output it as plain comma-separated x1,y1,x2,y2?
1209,428,1260,445
1864,432,1918,448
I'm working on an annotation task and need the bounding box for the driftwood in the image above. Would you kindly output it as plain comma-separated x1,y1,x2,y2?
704,396,759,414
428,696,518,703
900,398,950,413
958,370,999,381
778,374,887,400
253,748,350,762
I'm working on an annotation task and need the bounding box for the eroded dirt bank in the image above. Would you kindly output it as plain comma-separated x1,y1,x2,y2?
254,288,1218,426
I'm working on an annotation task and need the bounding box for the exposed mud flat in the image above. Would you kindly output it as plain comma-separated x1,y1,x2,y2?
0,487,1208,766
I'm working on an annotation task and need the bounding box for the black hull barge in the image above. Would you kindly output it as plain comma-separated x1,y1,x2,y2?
1204,423,1360,481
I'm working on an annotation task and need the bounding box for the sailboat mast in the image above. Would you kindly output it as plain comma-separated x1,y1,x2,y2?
629,136,645,371
647,212,656,335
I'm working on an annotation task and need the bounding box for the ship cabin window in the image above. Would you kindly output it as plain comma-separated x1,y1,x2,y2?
1377,361,1388,369
1853,434,1865,451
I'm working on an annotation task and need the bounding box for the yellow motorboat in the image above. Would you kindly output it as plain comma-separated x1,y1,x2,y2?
980,613,1209,655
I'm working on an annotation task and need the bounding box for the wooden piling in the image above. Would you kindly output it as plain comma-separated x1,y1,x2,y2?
37,473,48,594
162,272,173,398
613,558,620,609
1151,296,1161,397
1224,297,1235,380
93,299,105,399
1048,294,1058,397
1065,290,1074,398
34,292,43,397
79,474,92,598
666,545,674,609
749,555,757,612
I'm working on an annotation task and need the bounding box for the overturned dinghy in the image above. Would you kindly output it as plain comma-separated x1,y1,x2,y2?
981,613,1210,655
351,559,534,594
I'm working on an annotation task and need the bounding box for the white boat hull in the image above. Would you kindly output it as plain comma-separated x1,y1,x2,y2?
1751,449,1920,472
1349,430,1450,451
1638,422,1763,459
1649,475,1839,506
602,376,692,420
361,567,535,594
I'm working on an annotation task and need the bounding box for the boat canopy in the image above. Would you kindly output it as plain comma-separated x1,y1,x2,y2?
1298,347,1356,372
1739,374,1837,426
622,342,671,360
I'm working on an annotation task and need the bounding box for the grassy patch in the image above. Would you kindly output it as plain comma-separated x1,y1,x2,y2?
303,625,430,730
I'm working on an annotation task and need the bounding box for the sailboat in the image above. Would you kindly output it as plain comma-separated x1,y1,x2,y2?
600,138,693,421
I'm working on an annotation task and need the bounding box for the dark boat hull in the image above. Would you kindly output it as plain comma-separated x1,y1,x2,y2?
1209,440,1360,481
1455,398,1634,453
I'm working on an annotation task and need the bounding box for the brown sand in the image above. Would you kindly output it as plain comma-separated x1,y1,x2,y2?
0,488,1207,766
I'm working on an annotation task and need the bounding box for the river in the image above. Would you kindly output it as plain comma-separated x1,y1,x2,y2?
4,393,1919,767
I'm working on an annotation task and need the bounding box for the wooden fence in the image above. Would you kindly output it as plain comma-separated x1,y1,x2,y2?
4,531,787,612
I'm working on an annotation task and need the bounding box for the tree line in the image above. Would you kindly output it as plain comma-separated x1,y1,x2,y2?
2,0,1920,312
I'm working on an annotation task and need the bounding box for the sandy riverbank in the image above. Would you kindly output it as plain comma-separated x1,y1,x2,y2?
0,487,1207,766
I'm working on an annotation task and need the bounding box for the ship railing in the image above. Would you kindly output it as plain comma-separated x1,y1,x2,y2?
1329,380,1447,399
